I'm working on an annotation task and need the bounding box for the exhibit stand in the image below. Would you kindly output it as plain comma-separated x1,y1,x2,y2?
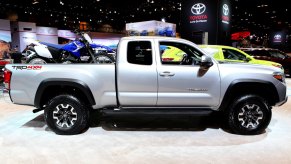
181,0,231,45
0,19,12,59
11,21,37,52
36,26,58,44
126,20,176,37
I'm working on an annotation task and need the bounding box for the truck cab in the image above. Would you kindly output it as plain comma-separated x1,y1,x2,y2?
116,37,220,108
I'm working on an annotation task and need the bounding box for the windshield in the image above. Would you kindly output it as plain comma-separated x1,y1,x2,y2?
83,33,93,44
200,47,219,57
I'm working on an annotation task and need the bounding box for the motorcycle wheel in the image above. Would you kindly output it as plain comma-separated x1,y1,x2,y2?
91,52,115,64
62,60,73,64
26,55,49,64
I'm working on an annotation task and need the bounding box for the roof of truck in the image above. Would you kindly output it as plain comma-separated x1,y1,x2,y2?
120,36,197,46
121,36,188,41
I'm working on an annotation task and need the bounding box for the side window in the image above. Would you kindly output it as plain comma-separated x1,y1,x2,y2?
253,50,270,57
269,50,286,59
127,41,152,65
222,49,247,61
200,47,220,58
242,50,253,56
160,42,203,65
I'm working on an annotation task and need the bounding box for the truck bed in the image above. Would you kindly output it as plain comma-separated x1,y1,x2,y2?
5,64,117,109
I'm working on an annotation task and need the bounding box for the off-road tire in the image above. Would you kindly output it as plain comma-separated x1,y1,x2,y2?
26,55,49,64
227,95,272,135
44,94,89,135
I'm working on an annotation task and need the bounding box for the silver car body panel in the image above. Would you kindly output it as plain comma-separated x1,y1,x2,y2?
6,36,287,111
6,64,117,109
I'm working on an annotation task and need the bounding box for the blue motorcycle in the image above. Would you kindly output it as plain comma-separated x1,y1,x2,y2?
24,30,115,64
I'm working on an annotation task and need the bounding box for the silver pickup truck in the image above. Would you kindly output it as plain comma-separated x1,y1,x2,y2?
3,36,287,135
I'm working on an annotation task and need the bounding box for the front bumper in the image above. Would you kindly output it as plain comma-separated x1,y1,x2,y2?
276,96,288,106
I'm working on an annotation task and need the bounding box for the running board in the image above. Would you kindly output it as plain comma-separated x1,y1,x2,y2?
101,108,214,118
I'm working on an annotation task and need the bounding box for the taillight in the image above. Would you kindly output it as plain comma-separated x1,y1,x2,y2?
3,69,12,90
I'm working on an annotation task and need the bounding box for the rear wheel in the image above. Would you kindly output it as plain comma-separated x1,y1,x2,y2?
44,94,89,135
92,52,115,64
226,95,272,135
26,55,48,64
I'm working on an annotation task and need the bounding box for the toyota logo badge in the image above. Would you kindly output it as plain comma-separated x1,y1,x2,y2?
191,3,206,15
223,4,229,16
274,34,282,40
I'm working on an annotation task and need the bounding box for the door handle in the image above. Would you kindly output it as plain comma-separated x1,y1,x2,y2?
159,71,175,77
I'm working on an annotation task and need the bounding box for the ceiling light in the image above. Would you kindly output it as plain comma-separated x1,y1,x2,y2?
32,0,39,4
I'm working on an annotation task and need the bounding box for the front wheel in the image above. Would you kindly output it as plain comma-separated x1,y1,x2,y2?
226,95,272,135
91,52,115,64
26,55,48,64
44,95,89,135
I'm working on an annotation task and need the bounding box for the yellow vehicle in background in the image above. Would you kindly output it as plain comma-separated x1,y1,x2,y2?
160,44,283,71
198,45,283,71
160,45,185,62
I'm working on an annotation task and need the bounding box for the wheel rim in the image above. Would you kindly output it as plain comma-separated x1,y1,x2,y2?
62,60,72,64
238,104,263,130
95,55,113,64
53,104,77,129
29,58,47,64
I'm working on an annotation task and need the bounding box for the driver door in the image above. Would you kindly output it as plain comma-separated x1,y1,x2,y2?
156,41,221,107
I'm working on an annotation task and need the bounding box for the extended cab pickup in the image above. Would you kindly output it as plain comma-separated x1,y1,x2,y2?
3,36,288,135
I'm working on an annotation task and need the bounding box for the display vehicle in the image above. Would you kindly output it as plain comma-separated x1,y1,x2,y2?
240,48,291,75
3,36,287,135
199,45,283,71
23,30,115,64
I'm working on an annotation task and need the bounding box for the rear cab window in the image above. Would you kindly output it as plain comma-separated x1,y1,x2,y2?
127,41,152,65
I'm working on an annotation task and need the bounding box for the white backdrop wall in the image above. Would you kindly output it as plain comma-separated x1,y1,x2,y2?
36,27,58,44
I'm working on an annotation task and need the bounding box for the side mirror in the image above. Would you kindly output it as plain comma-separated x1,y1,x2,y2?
200,55,213,69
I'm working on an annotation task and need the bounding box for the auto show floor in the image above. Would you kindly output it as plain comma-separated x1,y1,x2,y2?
0,80,291,164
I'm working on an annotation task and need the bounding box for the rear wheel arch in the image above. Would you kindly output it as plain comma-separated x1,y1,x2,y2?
219,80,279,111
35,78,96,109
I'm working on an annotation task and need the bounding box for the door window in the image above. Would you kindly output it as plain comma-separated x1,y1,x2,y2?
222,49,247,61
160,42,203,65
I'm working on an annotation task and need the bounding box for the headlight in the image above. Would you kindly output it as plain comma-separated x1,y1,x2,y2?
273,72,285,83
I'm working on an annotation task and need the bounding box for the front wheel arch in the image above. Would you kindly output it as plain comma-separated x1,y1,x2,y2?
219,80,279,112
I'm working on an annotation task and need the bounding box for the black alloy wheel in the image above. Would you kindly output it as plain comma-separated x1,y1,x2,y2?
44,94,89,135
227,95,272,135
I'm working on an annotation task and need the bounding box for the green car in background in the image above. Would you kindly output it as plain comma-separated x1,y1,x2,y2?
198,45,283,71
